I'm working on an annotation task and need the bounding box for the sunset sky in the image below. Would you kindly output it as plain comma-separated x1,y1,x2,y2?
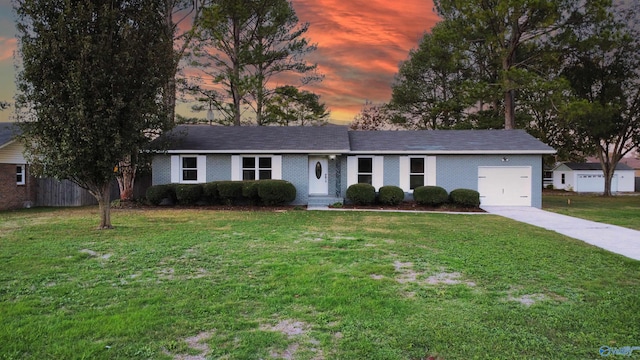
0,0,439,124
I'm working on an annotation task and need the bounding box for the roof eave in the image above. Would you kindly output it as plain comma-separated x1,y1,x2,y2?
0,139,16,150
348,150,557,155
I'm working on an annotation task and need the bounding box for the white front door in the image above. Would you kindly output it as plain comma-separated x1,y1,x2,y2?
309,157,329,195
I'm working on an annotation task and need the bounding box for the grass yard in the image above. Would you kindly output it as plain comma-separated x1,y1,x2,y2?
543,193,640,230
1,207,640,359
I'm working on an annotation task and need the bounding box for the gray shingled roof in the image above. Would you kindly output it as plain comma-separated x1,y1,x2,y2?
159,126,555,154
162,125,351,153
348,129,555,154
562,162,634,171
0,122,19,148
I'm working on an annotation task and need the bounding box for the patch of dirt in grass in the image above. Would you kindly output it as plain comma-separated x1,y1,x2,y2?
508,293,546,307
164,331,214,360
393,261,476,287
260,320,326,360
261,320,309,337
79,249,113,260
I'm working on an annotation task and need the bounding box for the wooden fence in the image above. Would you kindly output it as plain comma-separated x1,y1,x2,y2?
35,175,151,207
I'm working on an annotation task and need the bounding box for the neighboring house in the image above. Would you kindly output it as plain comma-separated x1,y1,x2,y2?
0,122,36,210
618,157,640,192
152,125,556,208
552,162,635,193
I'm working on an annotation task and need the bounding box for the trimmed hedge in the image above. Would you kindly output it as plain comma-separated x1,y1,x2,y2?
346,183,376,205
378,185,405,205
449,188,481,208
202,182,219,204
242,181,261,204
414,186,449,206
175,184,203,205
257,180,296,205
146,184,175,205
217,181,244,204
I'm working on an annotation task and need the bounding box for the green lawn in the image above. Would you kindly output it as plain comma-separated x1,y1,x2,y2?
1,207,639,359
543,193,640,230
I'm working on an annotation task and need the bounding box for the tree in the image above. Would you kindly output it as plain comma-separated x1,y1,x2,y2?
15,0,173,228
432,0,589,130
189,0,320,125
561,3,640,196
264,86,329,126
349,102,399,131
115,0,208,201
390,22,470,130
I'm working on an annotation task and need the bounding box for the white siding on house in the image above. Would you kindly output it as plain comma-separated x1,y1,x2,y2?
347,155,384,190
170,155,180,183
398,156,436,192
0,141,27,164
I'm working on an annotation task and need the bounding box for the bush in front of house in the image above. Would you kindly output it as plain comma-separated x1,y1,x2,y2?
146,184,176,205
414,186,449,206
202,182,219,204
257,180,296,205
378,185,405,205
217,181,244,205
346,183,376,205
242,180,261,205
175,184,203,205
449,188,481,208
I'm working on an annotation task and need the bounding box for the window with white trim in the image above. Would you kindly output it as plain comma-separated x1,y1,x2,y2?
357,157,373,184
561,173,565,184
409,157,425,189
181,156,198,182
243,156,272,180
17,165,25,185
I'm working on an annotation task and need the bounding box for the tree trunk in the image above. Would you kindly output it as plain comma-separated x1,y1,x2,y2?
89,183,113,229
504,89,516,130
116,154,136,201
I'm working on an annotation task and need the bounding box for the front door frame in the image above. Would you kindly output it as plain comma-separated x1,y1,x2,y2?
309,156,329,195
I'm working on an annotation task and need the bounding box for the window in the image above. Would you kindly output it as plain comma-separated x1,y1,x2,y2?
182,157,198,181
243,156,272,180
16,165,25,185
409,157,425,189
357,157,373,184
561,173,565,184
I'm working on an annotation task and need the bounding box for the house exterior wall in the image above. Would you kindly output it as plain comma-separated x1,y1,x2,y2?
0,163,36,210
0,141,27,164
152,155,172,185
281,154,308,205
0,142,36,210
554,169,634,192
436,154,543,208
153,153,545,207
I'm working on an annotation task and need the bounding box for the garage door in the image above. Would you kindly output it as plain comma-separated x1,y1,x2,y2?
577,174,617,192
478,167,532,206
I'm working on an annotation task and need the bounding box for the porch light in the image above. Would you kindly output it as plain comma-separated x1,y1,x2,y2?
502,157,509,162
329,155,336,160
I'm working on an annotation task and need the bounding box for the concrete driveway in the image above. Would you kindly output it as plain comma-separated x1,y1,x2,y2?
482,206,640,261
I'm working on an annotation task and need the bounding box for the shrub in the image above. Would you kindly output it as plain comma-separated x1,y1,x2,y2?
202,182,219,204
346,183,376,205
146,184,175,205
378,185,405,205
414,186,449,206
175,184,203,205
217,181,244,205
257,180,296,205
449,188,481,208
242,181,261,204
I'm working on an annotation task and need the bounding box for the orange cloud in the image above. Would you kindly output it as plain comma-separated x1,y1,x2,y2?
0,37,17,62
293,0,439,123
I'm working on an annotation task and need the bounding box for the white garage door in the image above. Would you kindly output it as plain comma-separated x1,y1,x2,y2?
577,174,617,192
478,167,532,206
